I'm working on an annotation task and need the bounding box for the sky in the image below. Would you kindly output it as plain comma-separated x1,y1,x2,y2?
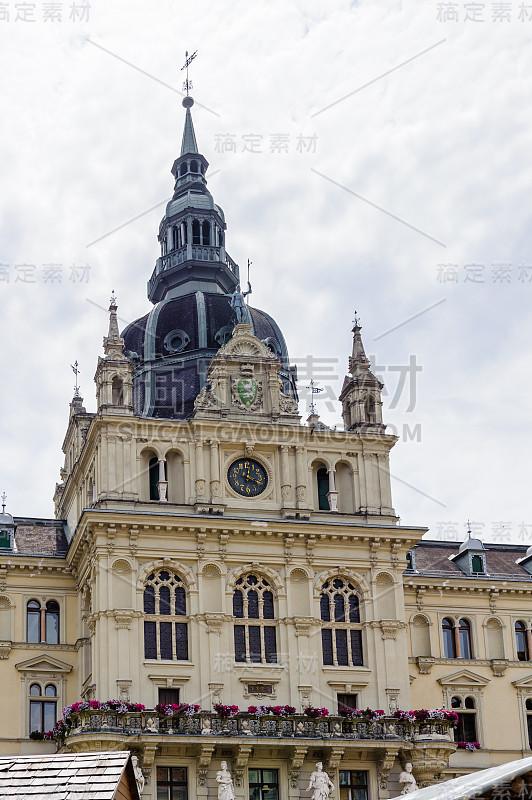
0,0,531,544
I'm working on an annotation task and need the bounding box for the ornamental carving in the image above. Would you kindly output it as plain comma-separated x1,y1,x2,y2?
279,391,299,414
231,377,263,412
194,386,217,411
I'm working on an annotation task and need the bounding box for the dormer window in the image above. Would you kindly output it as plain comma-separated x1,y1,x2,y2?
471,554,484,573
0,529,11,549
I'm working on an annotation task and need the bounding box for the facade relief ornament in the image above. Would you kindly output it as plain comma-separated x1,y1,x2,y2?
194,386,218,411
279,390,299,414
231,375,263,412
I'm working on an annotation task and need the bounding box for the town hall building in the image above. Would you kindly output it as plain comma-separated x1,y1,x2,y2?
1,91,532,800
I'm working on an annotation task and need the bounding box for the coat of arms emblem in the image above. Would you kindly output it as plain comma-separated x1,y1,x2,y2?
237,377,258,406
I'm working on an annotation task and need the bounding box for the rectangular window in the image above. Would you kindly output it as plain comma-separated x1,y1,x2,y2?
457,713,477,742
339,771,369,800
27,614,40,644
248,626,262,663
322,629,334,665
30,700,57,734
157,766,188,800
175,623,189,660
159,688,180,705
264,626,277,663
160,622,173,660
336,629,349,666
527,715,532,749
249,768,279,800
234,625,246,662
338,694,358,712
144,621,157,659
350,630,364,665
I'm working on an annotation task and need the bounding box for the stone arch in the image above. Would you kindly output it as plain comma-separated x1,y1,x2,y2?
226,563,284,594
410,613,432,657
375,571,396,619
334,459,356,514
485,616,505,660
313,568,369,600
137,560,197,592
165,448,186,504
112,558,132,574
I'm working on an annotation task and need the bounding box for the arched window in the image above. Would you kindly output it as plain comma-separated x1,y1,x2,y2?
516,621,530,661
442,617,456,658
143,570,188,661
29,683,57,735
320,578,363,667
179,163,186,176
192,219,201,245
112,376,124,406
172,227,179,250
27,600,60,644
451,695,478,743
233,574,277,664
27,600,41,643
45,601,60,644
459,618,472,659
202,220,210,245
149,457,159,501
190,160,198,173
364,395,376,423
317,468,330,511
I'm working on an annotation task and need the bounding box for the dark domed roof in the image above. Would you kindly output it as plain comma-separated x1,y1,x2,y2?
122,291,296,419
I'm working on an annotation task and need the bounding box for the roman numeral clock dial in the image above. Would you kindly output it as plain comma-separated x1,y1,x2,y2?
228,459,268,497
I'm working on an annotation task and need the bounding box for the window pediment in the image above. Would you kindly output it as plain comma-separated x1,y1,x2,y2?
16,654,73,674
437,668,490,687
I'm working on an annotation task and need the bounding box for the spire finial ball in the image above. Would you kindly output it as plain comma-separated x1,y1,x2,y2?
182,96,194,109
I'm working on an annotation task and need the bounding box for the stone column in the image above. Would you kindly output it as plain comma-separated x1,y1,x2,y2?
195,440,207,501
210,440,222,502
166,226,173,253
157,458,168,502
327,468,338,512
280,445,292,506
295,446,308,509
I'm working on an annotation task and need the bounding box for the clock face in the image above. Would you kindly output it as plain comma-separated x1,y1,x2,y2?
228,458,268,497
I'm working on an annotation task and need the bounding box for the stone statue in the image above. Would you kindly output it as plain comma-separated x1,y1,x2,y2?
201,717,212,735
307,762,334,800
131,755,145,795
399,763,418,795
230,283,252,325
216,761,235,800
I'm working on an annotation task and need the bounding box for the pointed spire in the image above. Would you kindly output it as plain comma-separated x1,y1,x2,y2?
181,97,199,155
349,315,371,375
103,291,125,358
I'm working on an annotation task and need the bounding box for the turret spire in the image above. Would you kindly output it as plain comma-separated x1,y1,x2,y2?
339,316,385,433
181,97,199,155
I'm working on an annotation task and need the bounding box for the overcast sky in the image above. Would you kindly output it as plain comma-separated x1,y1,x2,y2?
0,0,531,544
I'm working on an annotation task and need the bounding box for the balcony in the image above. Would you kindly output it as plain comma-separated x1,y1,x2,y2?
147,247,239,301
61,709,455,744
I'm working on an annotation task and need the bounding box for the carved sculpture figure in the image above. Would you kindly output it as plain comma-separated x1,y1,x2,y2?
307,762,334,800
216,761,235,800
399,763,418,795
230,283,252,325
131,755,145,795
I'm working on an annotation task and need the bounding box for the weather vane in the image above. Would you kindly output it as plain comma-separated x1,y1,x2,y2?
306,379,324,415
352,310,360,326
110,289,117,306
71,360,81,397
181,50,198,96
1,492,6,514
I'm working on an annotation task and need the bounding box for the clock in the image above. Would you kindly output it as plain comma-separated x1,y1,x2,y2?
228,458,268,497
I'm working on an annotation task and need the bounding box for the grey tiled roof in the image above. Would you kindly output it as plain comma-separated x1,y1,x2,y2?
409,540,532,581
0,750,138,799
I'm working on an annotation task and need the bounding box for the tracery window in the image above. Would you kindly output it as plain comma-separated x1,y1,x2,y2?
320,578,363,666
143,570,188,661
29,683,57,735
26,600,60,644
233,574,277,664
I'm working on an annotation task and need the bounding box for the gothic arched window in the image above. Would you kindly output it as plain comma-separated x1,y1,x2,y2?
320,578,363,666
143,570,188,661
233,574,277,664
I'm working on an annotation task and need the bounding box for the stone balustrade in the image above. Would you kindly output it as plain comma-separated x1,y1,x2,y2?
63,710,455,743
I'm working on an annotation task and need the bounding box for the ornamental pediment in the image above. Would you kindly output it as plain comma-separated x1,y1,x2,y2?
437,668,490,687
512,674,532,688
15,653,73,674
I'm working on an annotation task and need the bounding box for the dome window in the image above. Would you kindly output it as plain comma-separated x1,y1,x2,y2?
163,329,191,354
